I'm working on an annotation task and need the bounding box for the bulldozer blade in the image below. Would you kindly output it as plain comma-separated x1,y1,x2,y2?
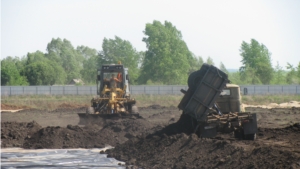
77,113,142,125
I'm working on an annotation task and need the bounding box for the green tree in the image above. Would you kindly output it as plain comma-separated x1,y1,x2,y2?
188,54,204,74
5,56,27,73
240,66,261,84
26,51,46,65
99,36,142,84
23,61,58,85
46,38,83,83
139,20,190,84
297,62,300,80
77,46,98,60
1,57,28,85
77,46,99,83
80,55,98,84
286,63,299,84
239,39,274,84
23,51,66,85
271,62,286,84
228,72,243,84
206,56,215,65
219,62,229,74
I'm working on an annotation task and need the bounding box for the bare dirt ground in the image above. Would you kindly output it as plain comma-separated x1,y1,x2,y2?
1,103,300,169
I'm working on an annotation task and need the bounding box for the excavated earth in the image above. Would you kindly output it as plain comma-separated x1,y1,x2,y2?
1,104,300,169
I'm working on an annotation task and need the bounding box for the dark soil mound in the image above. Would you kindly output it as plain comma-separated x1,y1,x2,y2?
22,118,155,149
107,133,299,169
106,115,300,169
1,121,42,148
23,125,105,149
148,113,195,137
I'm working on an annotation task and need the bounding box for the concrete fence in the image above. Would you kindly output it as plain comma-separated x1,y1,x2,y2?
1,85,300,96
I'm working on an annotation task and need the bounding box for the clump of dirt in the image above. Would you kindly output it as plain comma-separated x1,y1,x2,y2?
22,118,155,149
1,121,42,147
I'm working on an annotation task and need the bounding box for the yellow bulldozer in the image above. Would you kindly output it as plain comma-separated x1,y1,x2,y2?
78,62,139,125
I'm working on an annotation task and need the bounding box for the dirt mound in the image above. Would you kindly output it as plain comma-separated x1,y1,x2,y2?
148,113,195,137
1,121,42,147
21,117,155,149
107,121,300,169
107,134,299,169
23,125,105,149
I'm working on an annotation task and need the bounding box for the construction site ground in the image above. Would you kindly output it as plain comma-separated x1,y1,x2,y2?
1,102,300,169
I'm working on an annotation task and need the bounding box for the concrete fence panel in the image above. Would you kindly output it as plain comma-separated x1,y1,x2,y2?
1,85,299,96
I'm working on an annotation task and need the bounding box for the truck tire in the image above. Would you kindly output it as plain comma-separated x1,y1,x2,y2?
244,133,256,140
234,129,244,139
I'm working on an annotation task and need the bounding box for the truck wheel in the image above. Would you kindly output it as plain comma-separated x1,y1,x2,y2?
244,133,256,140
86,107,95,114
234,129,244,139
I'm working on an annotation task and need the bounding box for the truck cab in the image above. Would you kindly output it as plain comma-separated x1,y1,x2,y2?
216,84,245,114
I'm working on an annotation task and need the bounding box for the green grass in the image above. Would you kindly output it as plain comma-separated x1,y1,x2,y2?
1,95,91,110
134,94,182,107
1,94,300,110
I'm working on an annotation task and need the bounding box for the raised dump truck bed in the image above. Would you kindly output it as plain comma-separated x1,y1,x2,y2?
178,64,229,122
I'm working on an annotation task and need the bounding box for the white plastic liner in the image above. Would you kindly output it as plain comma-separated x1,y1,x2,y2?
1,146,125,169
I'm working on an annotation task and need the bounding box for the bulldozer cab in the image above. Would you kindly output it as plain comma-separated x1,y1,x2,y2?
215,84,245,113
96,64,130,97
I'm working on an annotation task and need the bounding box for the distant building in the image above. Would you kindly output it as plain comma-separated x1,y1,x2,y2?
68,79,85,85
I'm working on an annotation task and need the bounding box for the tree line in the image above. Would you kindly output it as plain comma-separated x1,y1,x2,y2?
1,20,300,86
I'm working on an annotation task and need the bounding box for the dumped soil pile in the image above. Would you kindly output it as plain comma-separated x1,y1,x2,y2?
106,115,300,169
148,113,195,136
21,118,155,149
1,121,42,147
107,133,299,169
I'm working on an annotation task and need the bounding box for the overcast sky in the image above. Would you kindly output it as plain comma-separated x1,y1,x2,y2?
1,0,300,69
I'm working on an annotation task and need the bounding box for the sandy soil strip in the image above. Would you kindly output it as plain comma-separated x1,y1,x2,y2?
244,101,300,109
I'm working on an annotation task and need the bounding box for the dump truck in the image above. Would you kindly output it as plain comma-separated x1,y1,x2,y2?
178,64,257,140
78,62,139,125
